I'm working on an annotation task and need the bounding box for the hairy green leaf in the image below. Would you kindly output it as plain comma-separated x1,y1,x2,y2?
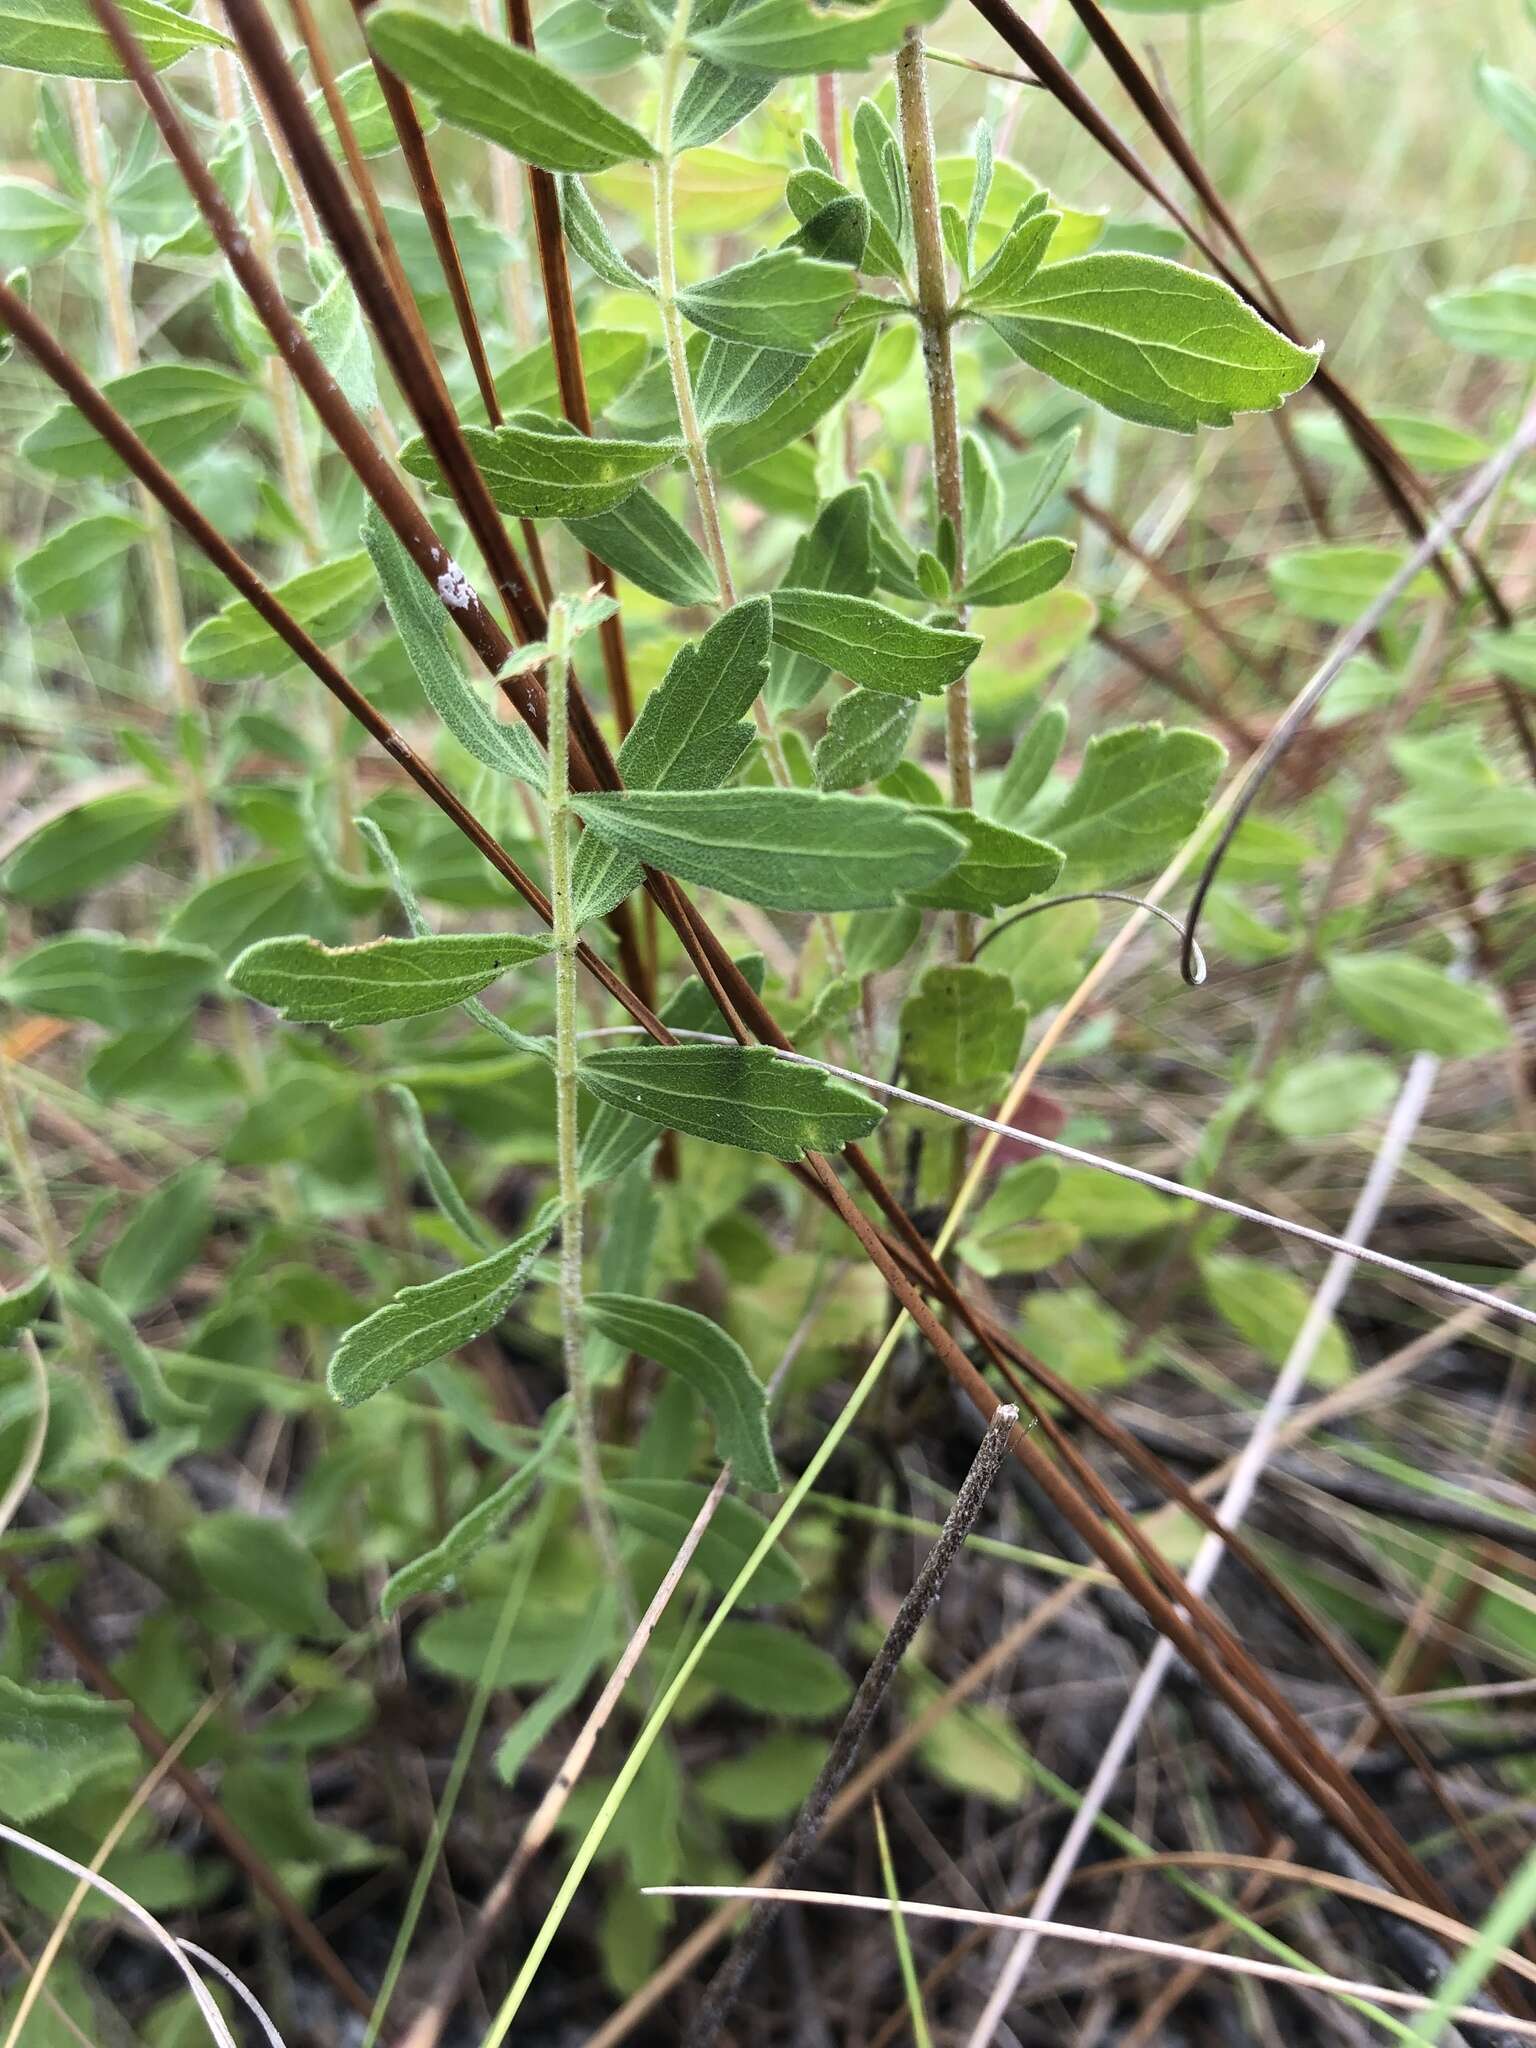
673,58,774,151
185,1511,342,1639
985,251,1320,432
0,0,229,76
688,0,945,75
365,9,654,171
962,535,1075,607
328,1206,558,1404
559,175,654,293
400,417,678,519
902,810,1064,915
362,501,546,790
573,786,966,910
16,509,140,619
229,932,552,1026
0,786,180,907
677,250,853,352
1040,723,1224,887
770,589,980,697
0,933,216,1031
565,489,716,606
1427,268,1536,360
901,964,1028,1108
0,175,80,265
579,1042,884,1158
813,689,917,790
586,1293,778,1490
1325,951,1510,1057
183,551,377,682
21,361,248,479
572,598,772,921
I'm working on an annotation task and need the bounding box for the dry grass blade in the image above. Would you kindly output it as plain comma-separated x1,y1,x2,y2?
649,1887,1536,2041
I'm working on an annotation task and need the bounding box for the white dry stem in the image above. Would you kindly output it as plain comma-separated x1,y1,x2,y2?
965,1048,1443,2046
0,1821,272,2048
648,1885,1536,2041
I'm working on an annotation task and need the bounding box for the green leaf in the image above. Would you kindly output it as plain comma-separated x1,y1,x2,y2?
165,855,328,963
791,192,870,268
1383,786,1536,860
15,510,140,619
902,809,1064,915
959,1161,1079,1277
540,0,639,74
0,1682,133,1824
1040,723,1224,888
493,325,652,418
327,1206,558,1404
301,260,376,415
673,58,775,151
400,417,678,519
185,1511,341,1639
417,1598,610,1688
1477,60,1536,158
696,1621,851,1717
1293,407,1491,476
1477,624,1536,692
565,489,716,606
677,249,853,352
0,933,215,1031
99,1162,217,1316
852,97,904,246
1201,1254,1352,1387
985,252,1320,432
606,1478,802,1601
0,786,180,907
58,1269,201,1423
992,703,1068,825
572,786,966,911
1041,1164,1177,1238
1263,1054,1400,1140
962,536,1075,608
964,197,1058,311
558,175,654,294
0,175,80,265
1325,951,1510,1057
229,931,552,1026
585,1294,778,1490
813,690,917,791
689,0,945,75
697,1731,824,1820
1428,267,1536,359
308,58,425,157
901,964,1028,1108
694,336,806,434
788,164,904,279
364,8,654,171
21,362,247,479
183,551,377,682
0,0,229,76
380,1407,571,1616
1268,544,1433,626
770,590,980,697
579,1042,884,1159
572,598,771,921
0,1270,50,1340
361,501,546,790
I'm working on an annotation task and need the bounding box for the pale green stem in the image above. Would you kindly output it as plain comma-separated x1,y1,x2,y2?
651,1,800,793
896,30,976,962
547,604,627,1597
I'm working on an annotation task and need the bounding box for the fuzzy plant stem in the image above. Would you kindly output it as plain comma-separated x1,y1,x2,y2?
547,602,627,1598
66,78,218,882
652,0,799,791
896,29,976,959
